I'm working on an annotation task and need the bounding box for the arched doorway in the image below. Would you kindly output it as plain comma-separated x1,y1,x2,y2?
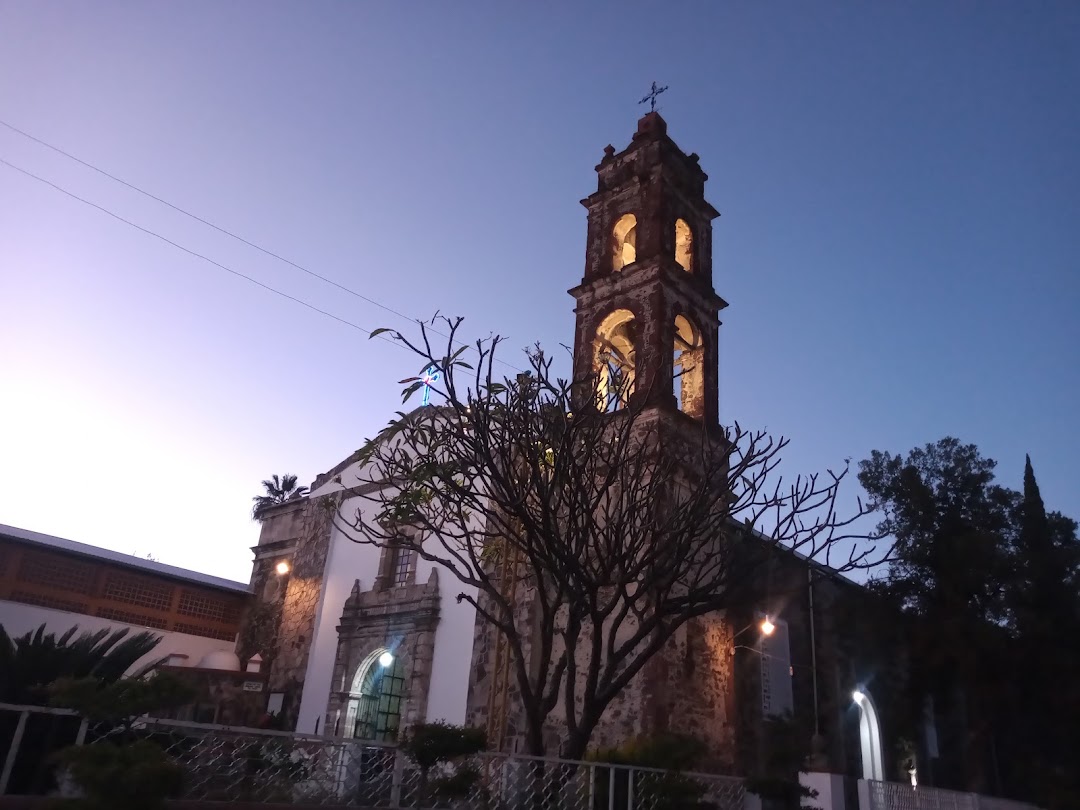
344,648,406,743
853,689,884,781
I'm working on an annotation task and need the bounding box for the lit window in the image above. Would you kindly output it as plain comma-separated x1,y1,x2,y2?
611,214,637,271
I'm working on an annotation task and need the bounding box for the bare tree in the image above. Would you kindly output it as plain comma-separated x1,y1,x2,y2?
333,316,885,759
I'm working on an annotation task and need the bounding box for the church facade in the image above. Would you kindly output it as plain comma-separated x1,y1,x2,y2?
239,113,928,791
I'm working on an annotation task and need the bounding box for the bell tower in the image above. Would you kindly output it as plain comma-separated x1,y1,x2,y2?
569,112,727,428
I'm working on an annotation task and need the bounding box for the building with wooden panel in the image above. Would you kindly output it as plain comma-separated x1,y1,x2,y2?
0,523,251,674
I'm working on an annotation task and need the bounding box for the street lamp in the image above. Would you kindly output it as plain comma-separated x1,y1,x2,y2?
731,615,777,654
378,651,394,668
275,560,290,576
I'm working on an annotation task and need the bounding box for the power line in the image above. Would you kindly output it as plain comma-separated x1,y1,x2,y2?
0,117,522,372
0,155,405,349
0,118,420,323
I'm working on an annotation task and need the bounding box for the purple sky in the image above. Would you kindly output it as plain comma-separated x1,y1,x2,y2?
1,3,1077,583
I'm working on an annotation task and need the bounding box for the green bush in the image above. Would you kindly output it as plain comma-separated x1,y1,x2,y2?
400,721,488,769
400,722,488,806
54,739,183,810
588,733,714,810
47,672,195,809
47,672,195,725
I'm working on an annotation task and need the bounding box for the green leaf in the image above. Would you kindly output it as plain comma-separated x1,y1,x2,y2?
369,327,393,339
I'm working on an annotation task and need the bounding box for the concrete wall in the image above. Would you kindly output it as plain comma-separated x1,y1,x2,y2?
0,598,235,674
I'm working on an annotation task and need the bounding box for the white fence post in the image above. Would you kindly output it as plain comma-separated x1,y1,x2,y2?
856,779,872,810
73,716,89,746
0,710,29,795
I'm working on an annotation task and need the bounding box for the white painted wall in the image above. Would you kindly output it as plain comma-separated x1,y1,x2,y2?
297,450,479,735
293,514,380,734
0,598,236,675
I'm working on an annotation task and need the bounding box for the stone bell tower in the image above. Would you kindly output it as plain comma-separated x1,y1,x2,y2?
569,111,727,428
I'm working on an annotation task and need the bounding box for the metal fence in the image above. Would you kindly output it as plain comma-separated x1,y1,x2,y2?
863,780,1043,810
1,704,744,810
0,702,88,795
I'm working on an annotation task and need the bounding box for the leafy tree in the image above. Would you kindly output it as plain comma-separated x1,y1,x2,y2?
858,439,1080,805
251,473,308,520
0,623,163,704
1010,455,1080,636
334,317,884,759
858,438,1018,627
1002,455,1080,808
0,624,165,796
858,438,1017,792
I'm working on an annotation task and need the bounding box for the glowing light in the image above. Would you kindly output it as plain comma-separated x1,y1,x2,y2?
420,367,441,406
378,651,394,668
760,617,776,636
853,690,865,703
275,561,290,576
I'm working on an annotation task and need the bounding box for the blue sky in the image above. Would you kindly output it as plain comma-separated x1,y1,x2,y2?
1,2,1077,582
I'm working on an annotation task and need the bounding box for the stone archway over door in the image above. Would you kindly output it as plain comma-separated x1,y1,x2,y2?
854,689,884,781
345,647,406,742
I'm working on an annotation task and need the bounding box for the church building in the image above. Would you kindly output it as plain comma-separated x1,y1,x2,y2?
241,112,928,794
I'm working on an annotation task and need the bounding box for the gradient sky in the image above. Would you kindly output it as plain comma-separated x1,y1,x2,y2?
1,2,1077,584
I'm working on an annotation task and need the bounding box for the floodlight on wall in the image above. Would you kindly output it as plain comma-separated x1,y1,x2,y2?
853,690,865,702
378,651,394,668
760,616,776,636
275,561,291,576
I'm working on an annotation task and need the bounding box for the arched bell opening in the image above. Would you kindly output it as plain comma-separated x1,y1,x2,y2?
673,314,704,417
611,214,638,272
594,309,637,411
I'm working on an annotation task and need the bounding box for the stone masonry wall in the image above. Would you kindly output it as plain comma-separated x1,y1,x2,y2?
263,496,336,729
324,568,440,737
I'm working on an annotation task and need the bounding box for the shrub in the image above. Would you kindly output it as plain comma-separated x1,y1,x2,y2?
588,733,714,810
400,722,488,806
47,672,195,809
54,739,183,810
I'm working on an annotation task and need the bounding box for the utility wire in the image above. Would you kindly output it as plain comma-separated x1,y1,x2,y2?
0,118,523,373
0,156,404,350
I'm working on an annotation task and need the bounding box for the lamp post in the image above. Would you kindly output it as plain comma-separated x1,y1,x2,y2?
731,615,776,654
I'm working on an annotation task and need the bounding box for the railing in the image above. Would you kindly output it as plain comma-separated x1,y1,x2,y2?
862,780,1043,810
0,702,87,795
0,705,745,810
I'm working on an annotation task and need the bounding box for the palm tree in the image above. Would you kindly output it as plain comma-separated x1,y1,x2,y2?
252,473,308,521
0,624,163,704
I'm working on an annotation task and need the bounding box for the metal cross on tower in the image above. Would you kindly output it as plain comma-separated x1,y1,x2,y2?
639,81,668,113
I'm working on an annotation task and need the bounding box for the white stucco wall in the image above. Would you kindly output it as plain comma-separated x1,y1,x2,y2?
296,450,480,735
0,599,237,674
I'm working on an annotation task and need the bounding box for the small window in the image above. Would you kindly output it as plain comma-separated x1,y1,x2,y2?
675,219,693,271
611,214,637,271
392,547,413,587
